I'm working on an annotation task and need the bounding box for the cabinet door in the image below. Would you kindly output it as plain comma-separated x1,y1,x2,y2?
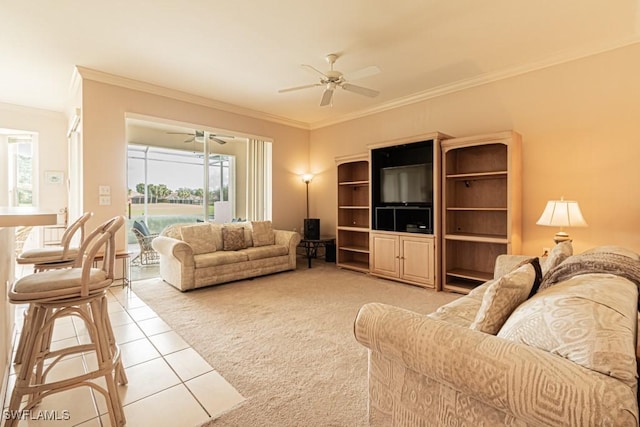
401,236,434,285
370,233,399,278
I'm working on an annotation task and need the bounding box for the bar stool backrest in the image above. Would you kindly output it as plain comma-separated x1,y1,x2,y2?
59,211,93,256
74,215,125,297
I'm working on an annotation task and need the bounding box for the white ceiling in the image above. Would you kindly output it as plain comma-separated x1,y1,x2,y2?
2,1,639,128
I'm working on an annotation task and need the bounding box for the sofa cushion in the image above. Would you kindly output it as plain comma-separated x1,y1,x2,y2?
251,221,275,247
541,240,572,276
240,245,288,261
498,273,639,387
222,226,247,251
180,223,217,255
469,263,537,335
193,251,249,268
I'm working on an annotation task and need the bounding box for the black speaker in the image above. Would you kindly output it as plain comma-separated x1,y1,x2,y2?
304,218,320,240
324,242,336,263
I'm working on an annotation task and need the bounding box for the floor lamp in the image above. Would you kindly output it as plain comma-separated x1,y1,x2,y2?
302,174,313,218
301,174,319,239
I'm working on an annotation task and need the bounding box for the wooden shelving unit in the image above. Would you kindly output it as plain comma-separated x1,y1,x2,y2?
336,154,370,273
441,131,522,294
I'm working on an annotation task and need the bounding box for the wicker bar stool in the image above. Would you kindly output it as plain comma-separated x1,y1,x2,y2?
6,216,128,427
13,211,93,364
17,211,93,272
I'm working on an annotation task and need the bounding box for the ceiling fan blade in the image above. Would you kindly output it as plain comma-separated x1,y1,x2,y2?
210,137,227,145
278,83,322,93
210,133,235,139
301,64,327,78
184,136,195,143
341,83,380,98
167,132,195,136
320,88,334,107
343,65,381,81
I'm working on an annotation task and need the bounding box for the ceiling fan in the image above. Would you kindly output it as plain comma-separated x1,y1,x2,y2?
279,53,381,107
167,130,234,145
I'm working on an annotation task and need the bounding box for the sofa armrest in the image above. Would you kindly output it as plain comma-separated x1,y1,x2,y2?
354,302,638,426
152,235,193,264
274,229,301,252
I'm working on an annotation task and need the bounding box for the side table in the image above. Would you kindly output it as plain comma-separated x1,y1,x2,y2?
93,250,133,288
299,237,336,268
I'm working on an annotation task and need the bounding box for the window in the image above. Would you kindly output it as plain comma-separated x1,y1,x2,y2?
7,135,35,207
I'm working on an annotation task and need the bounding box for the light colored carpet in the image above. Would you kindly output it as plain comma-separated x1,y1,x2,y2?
131,260,460,426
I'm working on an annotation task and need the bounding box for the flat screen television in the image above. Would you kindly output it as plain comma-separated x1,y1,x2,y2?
380,163,432,204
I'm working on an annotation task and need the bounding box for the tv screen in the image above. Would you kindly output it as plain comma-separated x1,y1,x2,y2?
380,163,432,204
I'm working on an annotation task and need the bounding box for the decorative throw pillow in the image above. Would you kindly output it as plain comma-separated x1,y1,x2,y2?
227,223,254,247
222,226,247,251
469,262,537,335
180,224,216,255
512,257,543,298
251,221,275,247
540,240,572,276
498,274,638,388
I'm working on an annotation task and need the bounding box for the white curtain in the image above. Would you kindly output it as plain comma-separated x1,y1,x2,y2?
246,139,272,221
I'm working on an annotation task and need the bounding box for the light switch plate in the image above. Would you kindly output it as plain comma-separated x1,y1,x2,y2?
99,185,110,195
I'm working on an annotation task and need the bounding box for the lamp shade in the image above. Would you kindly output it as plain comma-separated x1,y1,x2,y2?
536,199,588,228
301,173,314,184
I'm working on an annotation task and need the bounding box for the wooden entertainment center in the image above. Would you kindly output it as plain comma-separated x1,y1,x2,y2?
335,131,522,294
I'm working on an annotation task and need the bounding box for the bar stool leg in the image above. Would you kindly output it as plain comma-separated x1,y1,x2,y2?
13,304,33,365
6,305,47,427
90,297,126,426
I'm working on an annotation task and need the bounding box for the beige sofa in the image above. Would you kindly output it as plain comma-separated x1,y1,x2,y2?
152,221,301,291
355,242,640,426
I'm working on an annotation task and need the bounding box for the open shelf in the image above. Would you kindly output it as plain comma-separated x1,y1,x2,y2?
441,132,522,294
336,156,371,272
337,258,370,273
339,180,369,186
446,268,494,282
444,233,508,243
446,171,507,180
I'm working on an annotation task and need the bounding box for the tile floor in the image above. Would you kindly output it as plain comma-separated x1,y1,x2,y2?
2,284,245,427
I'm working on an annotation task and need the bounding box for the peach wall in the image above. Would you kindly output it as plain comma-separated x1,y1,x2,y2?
80,80,310,244
310,43,640,256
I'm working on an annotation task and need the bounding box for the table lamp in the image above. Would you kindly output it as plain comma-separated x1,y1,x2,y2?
536,197,588,243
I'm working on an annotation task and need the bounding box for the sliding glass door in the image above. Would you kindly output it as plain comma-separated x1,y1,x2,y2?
127,144,235,236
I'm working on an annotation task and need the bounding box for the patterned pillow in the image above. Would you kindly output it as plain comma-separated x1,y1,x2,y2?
251,221,275,247
469,263,537,335
180,224,216,255
222,226,247,251
498,274,639,387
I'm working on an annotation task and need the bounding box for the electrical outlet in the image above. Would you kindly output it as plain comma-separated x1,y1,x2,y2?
99,195,111,206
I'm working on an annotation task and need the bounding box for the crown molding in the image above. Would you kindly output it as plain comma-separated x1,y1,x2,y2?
75,36,640,132
75,66,311,130
309,36,640,130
